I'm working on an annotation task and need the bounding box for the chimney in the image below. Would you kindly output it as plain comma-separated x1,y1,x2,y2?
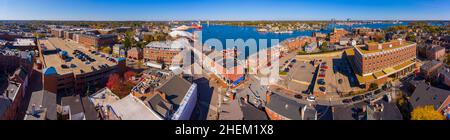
244,95,249,104
398,38,403,45
265,91,272,104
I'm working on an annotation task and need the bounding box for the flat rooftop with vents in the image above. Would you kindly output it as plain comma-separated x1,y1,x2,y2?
39,37,118,75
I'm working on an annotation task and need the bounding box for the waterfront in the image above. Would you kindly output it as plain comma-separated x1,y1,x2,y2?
199,22,419,52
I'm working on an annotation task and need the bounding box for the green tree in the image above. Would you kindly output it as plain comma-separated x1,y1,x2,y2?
406,34,416,41
101,46,111,54
320,42,328,52
411,105,445,120
124,35,132,50
368,83,378,91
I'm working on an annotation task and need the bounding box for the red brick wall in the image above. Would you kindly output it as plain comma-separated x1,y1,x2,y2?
143,48,181,64
360,43,416,74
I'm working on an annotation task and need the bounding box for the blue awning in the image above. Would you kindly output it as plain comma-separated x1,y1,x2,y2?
232,76,245,86
115,57,125,62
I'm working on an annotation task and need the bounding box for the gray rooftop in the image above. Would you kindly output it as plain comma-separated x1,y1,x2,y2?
219,99,244,120
420,60,443,71
378,100,403,120
332,102,368,120
302,106,318,120
239,98,268,120
147,93,173,119
156,76,193,110
24,90,57,120
409,81,450,109
266,93,304,120
429,46,445,52
61,95,98,120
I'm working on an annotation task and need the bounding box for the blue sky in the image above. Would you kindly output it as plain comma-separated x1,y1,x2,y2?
1,0,449,21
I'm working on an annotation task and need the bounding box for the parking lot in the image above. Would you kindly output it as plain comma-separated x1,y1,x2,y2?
313,57,357,97
278,58,317,94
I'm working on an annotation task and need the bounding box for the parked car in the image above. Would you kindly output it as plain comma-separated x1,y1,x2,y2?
374,89,382,95
61,64,69,69
319,86,326,92
318,79,326,85
364,93,373,99
351,95,363,102
294,94,303,99
307,95,316,101
319,72,326,77
342,99,352,104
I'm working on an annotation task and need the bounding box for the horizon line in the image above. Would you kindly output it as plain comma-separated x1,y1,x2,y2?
1,19,450,22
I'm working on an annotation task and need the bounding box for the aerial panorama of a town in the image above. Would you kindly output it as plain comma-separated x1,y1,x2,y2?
1,0,450,128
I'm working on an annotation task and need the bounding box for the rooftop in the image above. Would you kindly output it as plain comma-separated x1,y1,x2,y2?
420,60,443,71
39,38,118,75
131,69,171,94
24,90,57,120
429,45,445,52
88,88,120,107
1,80,21,102
438,67,450,78
354,41,415,54
332,102,368,120
347,47,416,83
156,76,193,110
239,98,268,120
409,81,450,109
109,94,163,120
266,93,303,120
13,38,35,46
368,98,403,120
0,48,34,61
219,99,244,120
60,95,98,120
145,38,189,51
146,93,173,119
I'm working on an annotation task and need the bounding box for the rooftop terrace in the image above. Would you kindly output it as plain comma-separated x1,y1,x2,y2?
354,41,415,55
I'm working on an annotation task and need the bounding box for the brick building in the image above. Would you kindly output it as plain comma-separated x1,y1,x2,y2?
127,47,143,60
78,34,116,48
50,28,64,38
282,36,316,52
426,46,446,61
38,38,125,95
143,38,187,66
346,39,417,88
329,28,348,44
420,60,444,80
0,49,34,120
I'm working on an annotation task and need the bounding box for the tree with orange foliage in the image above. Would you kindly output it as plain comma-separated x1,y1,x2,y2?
106,73,133,98
411,105,445,120
106,73,121,90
